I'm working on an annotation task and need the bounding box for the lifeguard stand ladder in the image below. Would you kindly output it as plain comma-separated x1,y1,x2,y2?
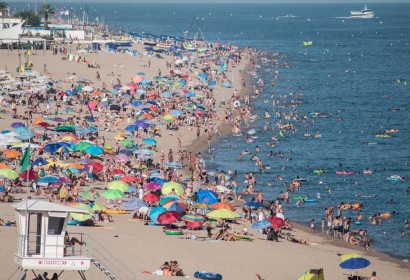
12,200,91,280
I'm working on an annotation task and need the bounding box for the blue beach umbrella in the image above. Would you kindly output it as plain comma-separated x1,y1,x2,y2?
150,177,168,186
143,138,157,146
135,120,150,129
15,127,35,140
37,176,60,184
11,122,25,128
149,206,167,222
32,158,48,166
161,91,172,98
131,101,143,107
170,110,183,117
159,195,181,206
125,124,138,132
44,143,61,153
339,258,371,270
251,219,272,230
85,145,104,155
223,82,231,88
62,168,80,174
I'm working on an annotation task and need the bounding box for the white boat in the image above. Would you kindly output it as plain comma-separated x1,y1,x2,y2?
351,5,374,19
0,18,26,42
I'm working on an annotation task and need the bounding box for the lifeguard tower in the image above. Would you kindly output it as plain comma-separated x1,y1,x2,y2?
12,200,91,279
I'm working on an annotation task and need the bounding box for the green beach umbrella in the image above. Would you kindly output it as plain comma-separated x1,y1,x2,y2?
70,213,93,222
55,125,76,132
71,203,92,214
81,191,100,200
120,140,134,147
91,203,107,212
75,141,94,151
102,189,124,200
0,168,19,179
108,180,129,192
206,209,241,220
161,181,184,196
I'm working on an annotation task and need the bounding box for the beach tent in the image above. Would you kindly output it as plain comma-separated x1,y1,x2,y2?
297,269,325,280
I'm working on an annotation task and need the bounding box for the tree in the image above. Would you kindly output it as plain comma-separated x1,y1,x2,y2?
0,1,9,17
14,11,41,26
40,2,54,30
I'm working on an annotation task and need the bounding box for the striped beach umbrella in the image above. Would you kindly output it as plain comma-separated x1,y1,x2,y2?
123,199,148,211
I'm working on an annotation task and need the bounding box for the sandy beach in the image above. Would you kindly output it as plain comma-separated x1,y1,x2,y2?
0,41,410,280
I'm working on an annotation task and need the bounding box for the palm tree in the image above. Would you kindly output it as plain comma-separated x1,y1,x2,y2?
40,2,54,30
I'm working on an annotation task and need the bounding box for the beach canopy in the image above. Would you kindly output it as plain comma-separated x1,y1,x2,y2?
296,269,325,280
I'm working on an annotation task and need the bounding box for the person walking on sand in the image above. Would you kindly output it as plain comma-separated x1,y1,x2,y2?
96,71,101,81
369,271,379,280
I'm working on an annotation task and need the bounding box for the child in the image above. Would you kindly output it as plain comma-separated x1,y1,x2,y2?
321,218,325,233
310,218,316,233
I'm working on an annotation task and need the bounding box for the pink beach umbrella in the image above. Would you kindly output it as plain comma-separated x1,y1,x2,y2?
144,182,162,191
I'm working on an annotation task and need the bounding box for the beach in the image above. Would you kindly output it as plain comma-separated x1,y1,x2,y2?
0,38,409,280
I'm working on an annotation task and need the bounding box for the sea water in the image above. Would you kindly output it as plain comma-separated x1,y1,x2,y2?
10,2,410,261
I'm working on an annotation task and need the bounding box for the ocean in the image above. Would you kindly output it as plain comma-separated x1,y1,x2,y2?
10,2,410,261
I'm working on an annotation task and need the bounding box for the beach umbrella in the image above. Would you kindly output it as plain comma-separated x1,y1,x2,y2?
266,216,286,229
192,203,214,210
162,181,184,196
197,190,219,205
86,162,103,173
0,163,9,169
115,154,131,162
223,82,231,88
206,209,241,220
76,141,93,151
62,133,79,143
135,120,151,129
37,122,52,128
15,127,35,140
121,175,138,183
57,146,73,154
157,211,180,225
339,258,370,270
150,177,168,186
3,149,20,159
144,182,162,191
340,253,363,262
85,145,104,155
251,219,272,230
159,195,181,206
11,122,26,128
108,180,129,192
170,110,183,117
122,199,148,211
32,158,48,166
125,124,138,132
212,202,236,211
52,117,65,123
149,206,167,222
62,167,79,174
91,203,107,212
132,76,144,83
80,191,99,200
142,138,157,146
19,170,38,180
110,169,126,175
109,104,121,111
143,193,160,203
126,186,137,193
54,125,75,132
71,203,92,214
137,72,145,76
163,200,187,213
82,85,94,92
37,176,61,184
70,213,93,222
0,168,19,179
245,201,265,209
43,143,61,153
120,140,134,147
182,212,206,222
102,189,124,200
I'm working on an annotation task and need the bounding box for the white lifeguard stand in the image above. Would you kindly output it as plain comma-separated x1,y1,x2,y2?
12,200,91,280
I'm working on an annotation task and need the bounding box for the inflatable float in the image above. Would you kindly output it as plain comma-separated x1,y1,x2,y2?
164,229,183,235
194,271,223,280
304,199,318,203
354,221,363,225
103,210,128,214
68,220,81,226
313,169,325,175
387,175,404,182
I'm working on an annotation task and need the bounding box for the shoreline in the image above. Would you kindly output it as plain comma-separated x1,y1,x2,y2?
1,35,410,279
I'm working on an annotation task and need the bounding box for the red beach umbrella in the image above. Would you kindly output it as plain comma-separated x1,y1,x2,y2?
157,211,180,225
266,216,286,229
86,162,103,173
19,170,38,180
110,169,125,175
37,122,52,127
143,193,160,203
121,176,138,183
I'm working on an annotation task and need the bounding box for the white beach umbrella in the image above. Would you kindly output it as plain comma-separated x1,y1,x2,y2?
82,86,94,92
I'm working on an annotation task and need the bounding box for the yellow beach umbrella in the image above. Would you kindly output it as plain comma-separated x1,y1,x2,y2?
161,181,184,196
206,209,241,220
340,253,362,262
